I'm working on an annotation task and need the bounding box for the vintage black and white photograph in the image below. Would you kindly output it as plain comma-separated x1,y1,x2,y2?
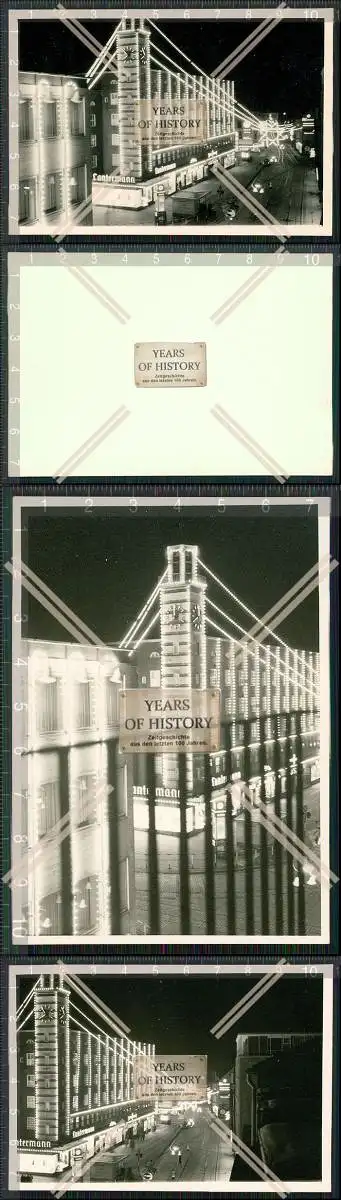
9,963,333,1190
9,496,331,944
7,250,334,480
9,7,333,235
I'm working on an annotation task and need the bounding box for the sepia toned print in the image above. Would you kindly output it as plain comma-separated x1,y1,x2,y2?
8,496,333,945
8,8,334,236
8,963,333,1191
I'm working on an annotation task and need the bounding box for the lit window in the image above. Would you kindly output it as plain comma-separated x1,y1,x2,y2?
19,178,37,224
90,134,97,147
37,781,60,837
39,891,63,936
110,92,117,104
26,1054,34,1066
74,773,97,827
43,101,58,138
44,173,62,215
76,679,94,729
150,670,160,687
69,164,86,207
75,875,99,934
26,1075,35,1087
119,859,130,913
19,98,34,141
27,1116,35,1130
27,1096,35,1109
36,677,61,733
92,155,97,167
69,99,85,136
90,113,96,127
106,679,119,726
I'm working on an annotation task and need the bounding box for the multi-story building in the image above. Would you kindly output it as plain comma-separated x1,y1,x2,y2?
17,974,156,1177
20,643,136,937
16,543,320,934
90,16,238,208
18,73,92,226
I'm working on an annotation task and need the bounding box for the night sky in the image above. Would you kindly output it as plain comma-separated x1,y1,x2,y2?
23,504,319,650
19,17,324,119
17,972,323,1078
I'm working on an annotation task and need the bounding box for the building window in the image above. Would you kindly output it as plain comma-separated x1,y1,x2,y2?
76,679,94,730
119,859,130,913
27,1096,35,1109
209,670,218,686
111,144,119,153
74,773,97,826
69,99,85,136
26,1075,35,1087
72,1097,78,1109
43,101,58,138
111,153,117,166
69,163,86,206
37,781,60,838
36,678,61,734
75,875,98,933
90,112,96,127
39,891,62,936
150,670,161,687
111,132,119,145
90,133,97,147
44,172,61,214
106,679,119,726
19,98,34,141
19,178,37,224
26,1054,34,1066
110,92,117,104
27,1116,35,1130
92,154,97,167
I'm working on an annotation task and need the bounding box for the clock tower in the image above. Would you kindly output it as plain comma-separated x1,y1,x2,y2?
160,545,207,790
117,18,153,180
34,974,70,1145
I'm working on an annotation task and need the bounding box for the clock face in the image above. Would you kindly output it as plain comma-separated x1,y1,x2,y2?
39,1004,54,1023
119,46,136,65
192,604,202,631
164,603,186,632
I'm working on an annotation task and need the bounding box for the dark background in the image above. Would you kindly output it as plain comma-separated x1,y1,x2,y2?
19,17,324,119
16,971,323,1079
23,504,320,650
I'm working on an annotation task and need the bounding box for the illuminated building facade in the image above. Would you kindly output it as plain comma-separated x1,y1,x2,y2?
21,643,136,937
19,543,320,932
17,974,156,1176
18,73,91,226
91,17,238,208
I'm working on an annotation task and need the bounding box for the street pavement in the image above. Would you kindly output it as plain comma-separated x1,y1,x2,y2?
87,1111,234,1183
91,147,321,227
134,784,321,936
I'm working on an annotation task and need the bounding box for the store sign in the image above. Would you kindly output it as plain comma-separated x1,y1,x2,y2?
134,1055,207,1101
18,1139,52,1149
120,688,220,753
134,342,207,389
72,1127,94,1139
